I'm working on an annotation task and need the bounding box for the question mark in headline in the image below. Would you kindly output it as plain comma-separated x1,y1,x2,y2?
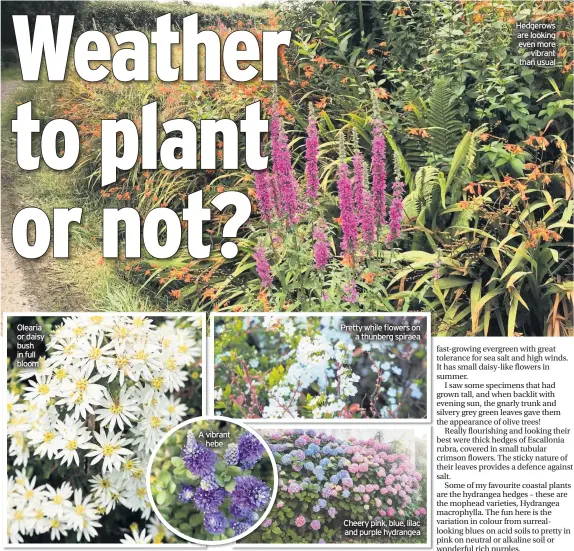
212,191,252,259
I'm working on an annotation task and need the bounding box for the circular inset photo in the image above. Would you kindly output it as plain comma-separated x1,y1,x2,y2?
147,417,277,545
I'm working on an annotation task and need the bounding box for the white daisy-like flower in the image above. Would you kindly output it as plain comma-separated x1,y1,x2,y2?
120,527,153,544
65,490,102,542
7,391,25,420
85,428,133,473
54,416,93,466
44,482,73,520
56,366,106,419
23,372,58,407
48,517,69,540
95,387,140,431
76,332,115,376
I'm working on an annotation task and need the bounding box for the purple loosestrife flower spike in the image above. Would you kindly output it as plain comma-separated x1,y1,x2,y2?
361,162,377,244
305,103,320,201
337,133,358,252
181,432,217,478
342,280,359,303
353,150,365,220
237,432,265,469
387,179,405,243
371,117,388,227
254,170,273,222
312,223,330,270
270,94,299,225
253,245,273,288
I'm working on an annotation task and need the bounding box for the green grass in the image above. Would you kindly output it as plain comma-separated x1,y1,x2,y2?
1,78,162,312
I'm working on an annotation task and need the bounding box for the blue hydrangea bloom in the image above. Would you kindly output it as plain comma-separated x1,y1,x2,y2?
230,519,252,536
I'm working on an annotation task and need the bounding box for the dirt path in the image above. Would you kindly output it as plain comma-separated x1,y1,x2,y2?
1,80,39,314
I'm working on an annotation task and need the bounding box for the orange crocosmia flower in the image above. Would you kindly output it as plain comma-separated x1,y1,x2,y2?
232,305,243,312
504,144,524,154
315,97,328,109
203,288,217,300
247,188,257,197
304,65,314,78
341,76,350,84
333,216,342,225
301,80,309,87
217,186,225,193
558,46,568,58
524,134,549,150
367,48,376,55
479,133,490,142
144,270,151,276
420,129,430,138
374,88,390,100
362,272,376,284
403,103,415,112
366,64,376,72
379,41,387,47
170,289,182,299
341,253,354,268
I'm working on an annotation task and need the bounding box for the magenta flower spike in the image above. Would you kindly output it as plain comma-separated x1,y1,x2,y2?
305,103,320,202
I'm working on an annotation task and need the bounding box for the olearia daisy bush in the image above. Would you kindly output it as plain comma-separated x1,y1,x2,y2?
151,424,274,542
6,315,202,544
244,429,427,545
214,315,427,420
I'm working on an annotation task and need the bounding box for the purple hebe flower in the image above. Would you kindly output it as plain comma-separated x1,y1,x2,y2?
204,511,227,535
178,485,194,503
230,519,252,536
254,246,273,288
231,476,271,512
342,280,359,303
313,224,330,270
386,180,405,243
310,520,321,531
254,170,274,222
371,119,387,227
305,104,320,201
181,433,217,478
200,473,220,491
237,432,265,469
194,487,227,514
224,443,239,466
337,160,358,253
270,103,299,225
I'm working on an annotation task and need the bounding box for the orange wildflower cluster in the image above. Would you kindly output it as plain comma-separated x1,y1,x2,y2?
408,127,430,138
525,222,562,248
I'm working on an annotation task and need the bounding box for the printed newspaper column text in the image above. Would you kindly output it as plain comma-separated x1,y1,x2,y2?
434,337,573,551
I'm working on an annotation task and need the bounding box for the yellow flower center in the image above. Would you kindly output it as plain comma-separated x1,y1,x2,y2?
150,416,161,428
51,519,61,528
133,317,146,327
54,368,67,380
90,316,104,324
151,377,164,390
66,440,78,451
137,487,147,498
116,356,129,369
102,444,116,457
53,495,63,505
100,479,110,488
73,327,86,337
43,431,56,443
110,403,123,415
89,347,102,360
75,379,88,392
166,357,177,371
75,505,85,515
25,489,34,499
38,384,50,395
63,344,76,355
15,511,24,520
135,350,148,361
